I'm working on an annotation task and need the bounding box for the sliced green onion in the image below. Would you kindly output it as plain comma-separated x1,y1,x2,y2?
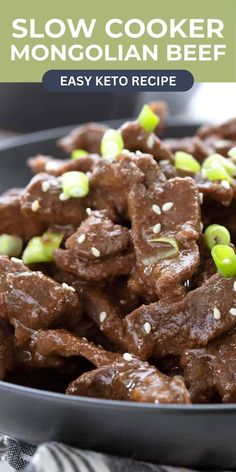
175,151,201,174
228,147,236,162
61,171,89,198
0,234,23,257
204,224,231,250
137,104,160,133
148,237,179,261
202,153,236,177
71,149,88,160
100,129,124,161
211,244,236,278
22,232,63,265
201,164,232,183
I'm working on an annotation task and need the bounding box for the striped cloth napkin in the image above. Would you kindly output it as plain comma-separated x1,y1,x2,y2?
1,436,195,472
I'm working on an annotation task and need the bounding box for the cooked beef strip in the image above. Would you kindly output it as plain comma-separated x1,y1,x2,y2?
196,177,234,207
163,136,210,162
123,274,236,359
204,135,236,157
128,176,200,301
65,210,130,260
89,151,166,222
0,190,45,240
197,117,236,141
0,321,15,380
20,173,88,226
119,121,172,161
67,357,190,404
90,155,139,220
78,286,126,350
54,248,135,281
149,100,168,135
29,328,190,404
30,329,118,368
181,330,236,403
0,257,81,337
191,239,216,288
159,160,234,207
58,122,108,154
28,154,100,176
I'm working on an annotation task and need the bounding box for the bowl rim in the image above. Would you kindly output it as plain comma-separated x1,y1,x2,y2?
1,379,235,413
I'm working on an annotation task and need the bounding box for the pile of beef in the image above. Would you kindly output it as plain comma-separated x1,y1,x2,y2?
1,105,236,404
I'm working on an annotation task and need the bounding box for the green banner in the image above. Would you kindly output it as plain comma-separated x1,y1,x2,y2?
0,0,235,82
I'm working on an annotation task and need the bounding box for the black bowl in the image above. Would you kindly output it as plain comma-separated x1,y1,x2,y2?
0,121,235,470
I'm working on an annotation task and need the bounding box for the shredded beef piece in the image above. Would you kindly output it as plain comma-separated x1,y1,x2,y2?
197,177,234,207
29,328,190,403
28,154,99,176
191,240,216,288
30,329,118,368
54,248,134,281
119,121,172,161
65,210,130,260
163,136,210,162
128,176,200,300
89,159,131,220
198,117,236,141
158,160,234,207
0,190,45,241
204,136,236,157
89,151,166,221
0,257,81,336
67,357,190,404
148,100,168,135
0,321,15,380
58,122,108,154
124,274,236,359
54,208,134,282
78,286,126,350
20,174,88,226
181,331,236,403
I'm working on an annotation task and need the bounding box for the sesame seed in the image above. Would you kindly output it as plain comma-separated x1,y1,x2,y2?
233,281,236,292
213,307,221,320
42,181,50,192
216,139,228,149
159,160,170,165
123,352,132,362
99,311,107,323
147,135,155,148
31,200,40,212
91,247,100,258
11,257,22,263
144,322,151,334
136,150,143,156
162,202,173,212
86,208,92,216
199,192,203,204
122,149,133,157
152,204,161,215
153,223,161,234
221,180,230,190
200,222,204,232
59,192,69,201
120,299,126,305
78,234,86,244
184,279,190,288
229,308,236,317
62,282,75,293
45,162,59,172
